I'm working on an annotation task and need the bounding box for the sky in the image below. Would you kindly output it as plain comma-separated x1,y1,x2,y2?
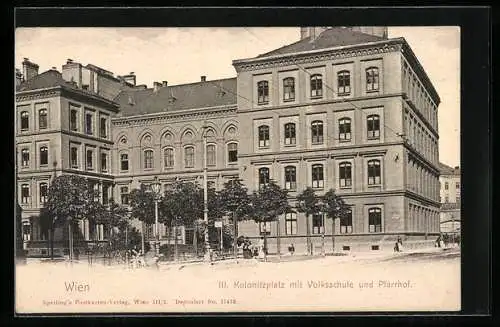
15,27,460,167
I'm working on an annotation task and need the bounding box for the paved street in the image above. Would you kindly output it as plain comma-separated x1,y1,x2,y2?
16,247,460,313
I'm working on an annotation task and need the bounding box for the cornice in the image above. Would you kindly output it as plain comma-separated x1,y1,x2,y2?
112,105,237,128
233,41,402,73
16,88,61,102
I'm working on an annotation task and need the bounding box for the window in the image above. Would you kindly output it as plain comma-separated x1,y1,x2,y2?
257,81,269,104
101,153,108,172
86,149,93,170
39,146,48,166
312,164,324,188
21,184,30,204
100,117,107,138
85,113,93,135
367,115,380,139
337,70,351,95
144,150,154,169
184,146,194,168
284,166,297,190
367,159,381,185
340,210,353,234
164,148,174,168
444,182,449,190
284,123,296,145
445,195,449,203
259,222,271,235
21,148,29,167
120,153,129,171
368,208,382,232
338,118,352,141
339,162,352,187
206,144,216,166
311,120,324,144
70,147,78,168
70,109,78,131
102,184,109,205
39,109,47,129
258,167,270,188
258,125,270,148
310,74,323,98
21,111,29,130
285,212,297,235
40,183,48,204
120,186,129,205
366,67,380,91
283,77,295,101
312,213,324,234
456,182,460,190
227,143,238,163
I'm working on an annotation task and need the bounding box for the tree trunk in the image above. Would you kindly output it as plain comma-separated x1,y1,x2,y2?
233,212,238,259
331,218,335,254
50,226,54,259
305,214,311,255
193,227,198,258
174,223,178,262
263,224,268,262
276,218,281,257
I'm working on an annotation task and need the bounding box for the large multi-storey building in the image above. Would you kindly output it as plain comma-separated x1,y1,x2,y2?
438,163,461,234
16,27,442,255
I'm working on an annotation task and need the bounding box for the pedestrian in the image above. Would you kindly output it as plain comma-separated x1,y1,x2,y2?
397,236,404,252
394,242,400,252
258,237,265,259
288,243,295,256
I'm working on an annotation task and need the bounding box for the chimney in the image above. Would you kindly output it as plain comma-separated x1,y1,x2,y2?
162,81,168,87
349,26,388,39
135,84,147,90
300,27,328,41
153,81,162,92
201,76,206,82
123,72,136,86
15,69,23,86
22,58,39,81
454,166,459,170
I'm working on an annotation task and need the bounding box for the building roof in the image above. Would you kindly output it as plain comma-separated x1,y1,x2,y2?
114,77,237,117
257,27,386,58
16,69,71,92
438,162,460,176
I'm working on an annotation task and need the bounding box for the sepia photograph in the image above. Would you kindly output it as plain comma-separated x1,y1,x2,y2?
15,25,461,314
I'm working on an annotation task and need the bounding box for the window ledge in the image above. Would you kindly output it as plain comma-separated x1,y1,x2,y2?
310,95,323,100
257,102,269,106
227,162,238,166
71,166,79,169
312,187,325,191
367,137,380,141
338,139,352,143
283,98,295,103
258,146,270,150
367,184,382,188
339,186,352,190
284,144,297,148
366,89,380,94
338,93,351,97
40,164,48,168
311,142,324,146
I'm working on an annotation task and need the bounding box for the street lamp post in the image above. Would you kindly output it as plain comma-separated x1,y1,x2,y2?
203,125,212,263
151,177,162,257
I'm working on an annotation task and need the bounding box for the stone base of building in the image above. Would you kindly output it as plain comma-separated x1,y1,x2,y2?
246,233,440,255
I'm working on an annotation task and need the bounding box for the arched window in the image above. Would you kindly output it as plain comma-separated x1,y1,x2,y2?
284,166,296,190
39,146,48,166
338,118,351,141
367,159,381,185
120,186,129,205
206,144,216,166
120,153,129,171
143,149,154,169
257,81,269,104
337,70,351,95
20,111,29,130
184,146,195,168
285,212,297,235
283,77,295,101
284,123,296,145
227,142,238,163
258,125,270,148
311,164,324,188
86,149,94,170
311,120,324,144
339,162,352,187
310,74,323,98
366,67,380,91
340,209,353,234
21,148,30,167
367,114,380,139
70,108,78,131
21,184,30,204
39,109,48,129
258,167,270,189
368,207,382,232
164,148,174,168
39,182,48,204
